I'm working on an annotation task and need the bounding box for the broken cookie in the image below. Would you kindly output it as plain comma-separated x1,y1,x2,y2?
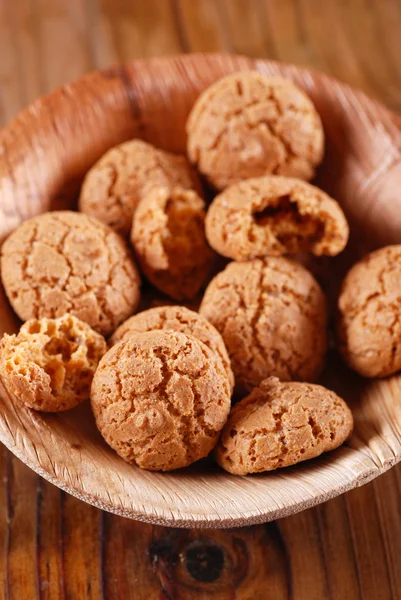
205,176,349,260
0,314,107,412
131,186,215,301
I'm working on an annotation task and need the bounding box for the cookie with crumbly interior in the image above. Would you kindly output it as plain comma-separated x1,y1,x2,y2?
0,211,141,336
79,139,201,236
205,176,349,260
216,377,353,475
338,245,401,377
0,314,107,412
187,72,324,190
110,305,234,391
91,330,231,471
131,186,215,301
199,257,327,394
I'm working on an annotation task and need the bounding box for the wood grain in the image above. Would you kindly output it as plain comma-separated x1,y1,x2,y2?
1,53,401,527
0,0,401,598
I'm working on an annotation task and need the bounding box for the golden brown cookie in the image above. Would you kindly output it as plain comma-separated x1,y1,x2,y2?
205,176,349,260
110,305,234,391
199,257,327,394
0,211,141,336
187,72,324,190
79,139,201,237
131,186,215,301
91,330,231,471
215,377,353,475
337,245,401,377
0,315,107,412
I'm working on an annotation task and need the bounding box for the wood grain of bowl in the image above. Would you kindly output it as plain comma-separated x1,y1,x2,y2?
0,53,401,528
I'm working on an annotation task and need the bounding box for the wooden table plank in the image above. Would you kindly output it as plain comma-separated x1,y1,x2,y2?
0,1,401,598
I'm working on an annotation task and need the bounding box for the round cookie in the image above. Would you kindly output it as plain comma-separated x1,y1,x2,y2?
110,305,234,391
91,330,231,471
205,176,349,260
186,72,324,190
338,245,401,377
215,377,354,475
131,186,215,301
0,314,107,412
79,139,201,237
199,257,327,394
0,211,141,336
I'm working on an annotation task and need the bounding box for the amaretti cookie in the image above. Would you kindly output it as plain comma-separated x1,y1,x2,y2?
0,315,107,412
205,176,349,260
110,305,234,391
338,245,401,377
199,257,327,394
131,187,215,300
187,72,324,190
216,377,354,475
79,139,201,236
91,330,231,471
0,211,141,336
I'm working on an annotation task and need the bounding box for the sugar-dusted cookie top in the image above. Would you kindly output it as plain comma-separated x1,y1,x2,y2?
187,72,324,190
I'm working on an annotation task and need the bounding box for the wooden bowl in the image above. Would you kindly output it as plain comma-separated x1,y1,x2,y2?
1,53,401,529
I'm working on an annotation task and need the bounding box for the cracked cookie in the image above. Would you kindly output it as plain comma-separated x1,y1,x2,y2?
337,245,401,377
0,314,107,412
205,176,349,260
186,71,324,190
199,257,327,394
91,330,231,471
110,305,234,391
0,211,141,336
215,377,353,474
79,139,201,237
131,186,215,301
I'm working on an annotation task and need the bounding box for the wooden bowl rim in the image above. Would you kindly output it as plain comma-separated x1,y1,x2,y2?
0,52,401,528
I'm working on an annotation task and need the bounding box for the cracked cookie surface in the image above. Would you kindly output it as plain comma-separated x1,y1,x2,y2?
199,257,327,394
205,176,349,260
215,377,353,474
110,305,234,391
131,187,215,301
186,72,324,190
338,245,401,377
0,211,141,336
91,330,231,471
79,139,201,237
0,314,107,412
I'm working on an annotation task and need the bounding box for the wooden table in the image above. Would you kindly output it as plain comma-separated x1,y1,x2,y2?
1,1,401,598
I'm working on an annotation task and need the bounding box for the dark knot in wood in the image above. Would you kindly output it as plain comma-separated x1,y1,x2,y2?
182,540,225,583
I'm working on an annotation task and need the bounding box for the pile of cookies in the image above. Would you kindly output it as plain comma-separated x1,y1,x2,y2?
6,69,397,477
